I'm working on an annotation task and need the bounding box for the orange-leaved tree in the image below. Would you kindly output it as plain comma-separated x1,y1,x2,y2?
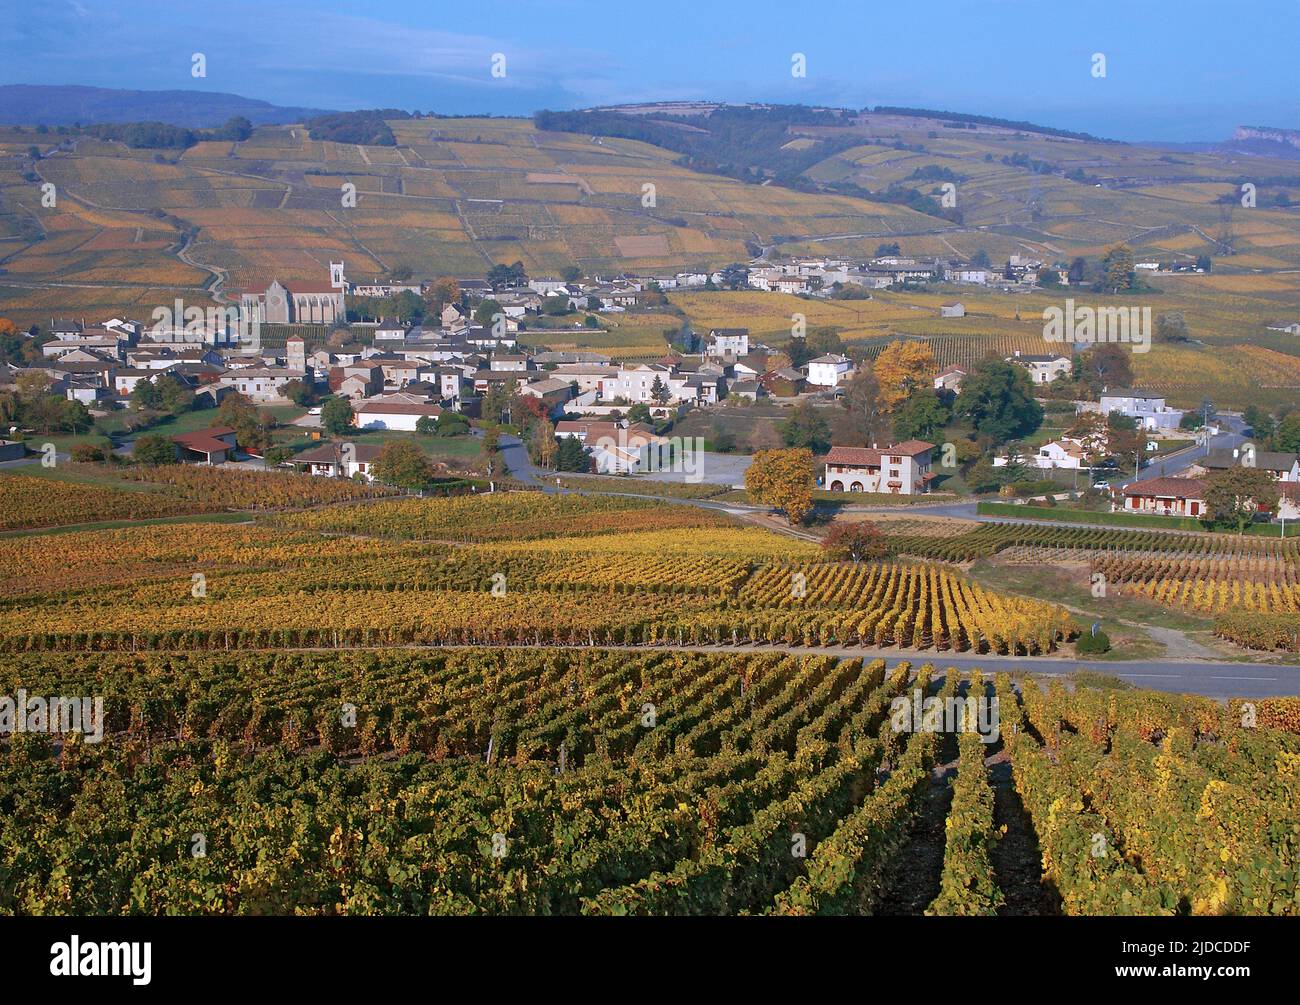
745,447,815,525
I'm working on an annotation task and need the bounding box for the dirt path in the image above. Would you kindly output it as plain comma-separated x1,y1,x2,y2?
987,750,1060,915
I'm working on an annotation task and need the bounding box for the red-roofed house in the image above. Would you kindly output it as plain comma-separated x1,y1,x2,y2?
1120,477,1207,517
171,426,238,464
823,440,935,494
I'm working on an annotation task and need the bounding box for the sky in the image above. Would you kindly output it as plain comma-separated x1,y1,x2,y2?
4,0,1298,141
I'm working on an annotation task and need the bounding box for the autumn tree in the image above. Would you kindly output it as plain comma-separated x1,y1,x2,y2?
745,447,815,525
373,440,434,490
820,521,891,562
1204,466,1280,534
872,340,937,412
1101,244,1135,293
423,277,460,316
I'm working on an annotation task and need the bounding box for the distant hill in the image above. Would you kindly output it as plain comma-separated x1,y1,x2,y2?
0,84,331,127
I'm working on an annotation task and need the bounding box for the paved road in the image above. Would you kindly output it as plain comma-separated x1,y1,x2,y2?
1116,414,1247,489
497,433,539,486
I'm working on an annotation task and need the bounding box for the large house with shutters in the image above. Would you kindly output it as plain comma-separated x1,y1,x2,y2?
823,440,935,494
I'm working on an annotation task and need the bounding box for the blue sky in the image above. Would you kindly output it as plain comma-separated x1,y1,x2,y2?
5,0,1298,140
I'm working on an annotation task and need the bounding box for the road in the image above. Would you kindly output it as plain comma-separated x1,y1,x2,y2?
1115,414,1248,488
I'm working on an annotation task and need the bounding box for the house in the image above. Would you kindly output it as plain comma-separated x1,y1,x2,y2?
1266,321,1300,335
996,438,1088,470
1120,477,1207,518
217,366,308,403
823,441,935,494
553,363,620,394
934,366,966,393
352,398,442,431
1097,389,1185,431
1191,448,1300,483
728,380,762,401
805,354,853,388
172,426,238,464
669,373,720,405
707,328,750,358
602,363,675,404
939,302,966,318
489,354,533,372
949,267,989,285
760,367,807,396
556,420,668,474
519,377,573,413
294,441,382,481
1007,351,1072,384
374,323,410,343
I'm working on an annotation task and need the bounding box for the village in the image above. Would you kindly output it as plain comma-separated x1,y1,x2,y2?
2,255,1297,524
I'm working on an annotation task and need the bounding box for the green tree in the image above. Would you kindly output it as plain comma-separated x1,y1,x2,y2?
130,379,162,411
435,412,470,437
1275,412,1300,454
780,400,831,453
1080,343,1134,395
155,374,194,416
474,299,504,327
1204,466,1280,534
134,433,176,466
555,435,589,472
319,396,353,437
415,414,437,435
956,358,1043,444
650,375,670,406
807,327,843,356
892,390,949,442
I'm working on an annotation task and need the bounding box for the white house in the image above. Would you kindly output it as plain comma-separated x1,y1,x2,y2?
1007,351,1072,384
934,366,966,393
805,354,854,388
352,398,443,431
707,328,750,357
294,442,382,481
217,366,307,403
1097,389,1185,431
939,302,966,318
823,441,935,494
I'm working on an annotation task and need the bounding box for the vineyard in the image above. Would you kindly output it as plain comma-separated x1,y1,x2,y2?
0,648,1295,915
887,520,1300,564
0,515,1073,654
0,464,399,531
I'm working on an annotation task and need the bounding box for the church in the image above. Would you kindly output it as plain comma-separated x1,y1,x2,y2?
239,263,347,324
